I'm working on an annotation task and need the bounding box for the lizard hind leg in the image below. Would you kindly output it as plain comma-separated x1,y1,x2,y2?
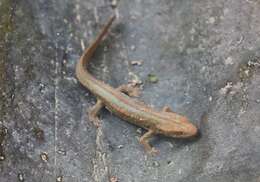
88,99,104,128
117,84,140,97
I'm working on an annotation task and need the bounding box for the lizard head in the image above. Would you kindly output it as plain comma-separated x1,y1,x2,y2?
156,114,198,138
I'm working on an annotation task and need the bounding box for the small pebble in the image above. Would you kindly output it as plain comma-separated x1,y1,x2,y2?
40,152,48,162
0,155,5,161
57,149,67,155
18,173,24,181
131,60,143,66
244,69,250,76
56,176,63,182
117,145,124,149
152,161,160,167
39,83,45,92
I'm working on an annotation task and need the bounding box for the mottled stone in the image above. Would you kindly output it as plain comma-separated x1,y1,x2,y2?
0,0,260,182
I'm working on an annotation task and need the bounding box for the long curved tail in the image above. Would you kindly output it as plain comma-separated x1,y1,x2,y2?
78,15,116,68
75,15,116,93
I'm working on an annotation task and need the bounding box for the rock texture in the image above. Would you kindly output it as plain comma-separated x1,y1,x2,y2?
0,0,260,181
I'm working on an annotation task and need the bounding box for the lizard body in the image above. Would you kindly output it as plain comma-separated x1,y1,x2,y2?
76,15,198,154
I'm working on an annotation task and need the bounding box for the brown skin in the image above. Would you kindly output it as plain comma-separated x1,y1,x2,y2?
76,15,198,155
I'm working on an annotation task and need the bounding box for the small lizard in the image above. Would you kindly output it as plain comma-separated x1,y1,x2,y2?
76,15,198,154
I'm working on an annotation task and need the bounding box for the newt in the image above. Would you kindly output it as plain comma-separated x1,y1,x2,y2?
76,15,198,154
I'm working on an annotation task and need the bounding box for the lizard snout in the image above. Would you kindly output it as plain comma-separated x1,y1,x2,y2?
185,123,198,137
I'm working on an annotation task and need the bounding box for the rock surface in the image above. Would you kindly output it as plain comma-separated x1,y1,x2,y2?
0,0,260,181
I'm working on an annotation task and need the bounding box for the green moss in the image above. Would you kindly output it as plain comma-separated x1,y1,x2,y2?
0,1,14,161
147,73,159,83
0,0,15,121
0,125,7,161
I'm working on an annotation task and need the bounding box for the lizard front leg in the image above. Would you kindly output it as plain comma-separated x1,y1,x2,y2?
117,84,140,97
139,129,159,155
88,99,104,127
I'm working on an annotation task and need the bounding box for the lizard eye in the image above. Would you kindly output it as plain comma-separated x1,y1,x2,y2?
175,131,184,135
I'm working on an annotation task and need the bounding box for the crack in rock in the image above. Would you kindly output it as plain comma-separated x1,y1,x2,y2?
92,127,110,182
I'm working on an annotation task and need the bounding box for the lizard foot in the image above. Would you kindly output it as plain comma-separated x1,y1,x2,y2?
88,100,104,128
148,147,159,156
88,113,101,128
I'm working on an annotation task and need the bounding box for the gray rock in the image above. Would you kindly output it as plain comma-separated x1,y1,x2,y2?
0,0,260,181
